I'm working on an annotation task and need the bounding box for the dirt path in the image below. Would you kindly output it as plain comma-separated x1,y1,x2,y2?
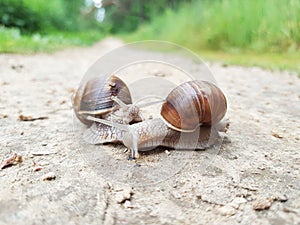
0,38,299,225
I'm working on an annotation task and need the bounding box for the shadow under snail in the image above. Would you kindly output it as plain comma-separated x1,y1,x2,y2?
76,78,229,158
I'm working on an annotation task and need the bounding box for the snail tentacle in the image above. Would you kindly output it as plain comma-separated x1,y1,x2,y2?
111,96,127,108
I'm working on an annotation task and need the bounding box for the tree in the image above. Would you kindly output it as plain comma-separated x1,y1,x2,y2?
98,0,193,33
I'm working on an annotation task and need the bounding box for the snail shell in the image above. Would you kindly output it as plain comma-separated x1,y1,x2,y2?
73,75,132,125
161,80,227,132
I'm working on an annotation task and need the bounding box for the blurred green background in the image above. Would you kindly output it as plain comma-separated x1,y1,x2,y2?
0,0,299,73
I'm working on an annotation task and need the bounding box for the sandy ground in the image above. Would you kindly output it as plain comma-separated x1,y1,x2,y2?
0,38,299,225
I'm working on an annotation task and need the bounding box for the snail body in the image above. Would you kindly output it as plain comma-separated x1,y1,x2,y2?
84,117,229,154
82,80,229,158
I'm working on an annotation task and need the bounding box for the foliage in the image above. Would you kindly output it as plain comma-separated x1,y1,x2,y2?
0,0,190,34
22,0,75,32
0,0,98,33
122,0,300,74
0,0,106,53
0,0,40,33
102,0,192,33
0,26,105,53
198,49,300,75
128,0,300,53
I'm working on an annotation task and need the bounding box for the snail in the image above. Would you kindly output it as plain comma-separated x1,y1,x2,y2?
83,80,229,158
72,75,143,126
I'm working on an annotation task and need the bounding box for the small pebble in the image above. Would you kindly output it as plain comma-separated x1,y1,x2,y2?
115,187,133,204
0,114,8,119
42,172,56,181
271,131,283,139
272,194,288,202
38,161,50,166
149,211,158,217
171,190,182,199
66,87,75,93
127,156,135,161
103,182,112,190
123,200,133,209
206,207,212,212
253,197,273,210
257,165,266,170
165,150,171,156
217,205,236,216
228,197,247,209
16,155,23,163
232,155,238,159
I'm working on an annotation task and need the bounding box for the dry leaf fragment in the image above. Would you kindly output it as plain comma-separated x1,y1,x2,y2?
18,114,48,121
271,131,283,139
0,153,22,170
33,166,42,172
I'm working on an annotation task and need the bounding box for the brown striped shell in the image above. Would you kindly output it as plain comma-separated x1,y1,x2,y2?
160,80,227,132
73,75,132,125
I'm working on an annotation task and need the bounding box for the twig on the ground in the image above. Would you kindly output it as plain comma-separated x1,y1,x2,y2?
18,114,49,121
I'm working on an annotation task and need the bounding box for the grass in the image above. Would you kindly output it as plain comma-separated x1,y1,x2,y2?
0,27,105,53
123,0,300,75
198,50,300,74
